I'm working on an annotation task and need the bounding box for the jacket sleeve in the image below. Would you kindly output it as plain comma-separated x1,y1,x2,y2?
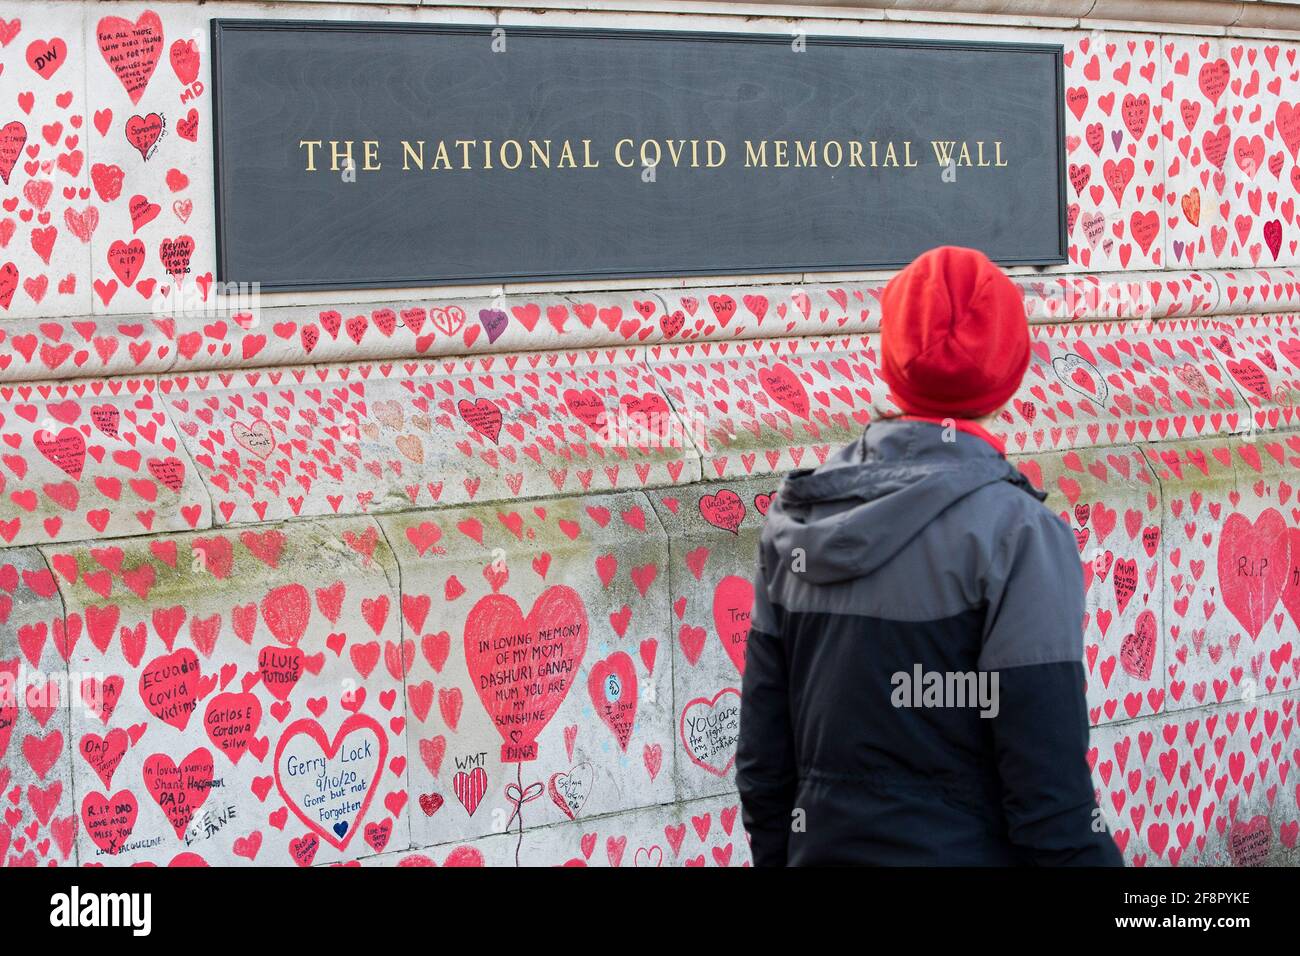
978,506,1124,867
736,539,798,867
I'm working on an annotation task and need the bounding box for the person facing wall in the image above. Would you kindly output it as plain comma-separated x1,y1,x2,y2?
736,245,1123,866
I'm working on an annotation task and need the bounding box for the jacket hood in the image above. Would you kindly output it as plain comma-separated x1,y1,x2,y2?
764,418,1045,585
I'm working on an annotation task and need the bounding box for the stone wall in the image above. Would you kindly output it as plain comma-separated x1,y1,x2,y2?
1,0,1299,867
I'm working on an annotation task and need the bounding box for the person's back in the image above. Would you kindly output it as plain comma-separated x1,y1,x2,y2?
736,246,1123,866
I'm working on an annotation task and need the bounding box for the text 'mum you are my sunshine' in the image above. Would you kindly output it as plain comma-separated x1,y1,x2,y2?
297,137,1012,173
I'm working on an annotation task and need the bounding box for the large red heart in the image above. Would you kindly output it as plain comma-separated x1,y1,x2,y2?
81,728,129,790
203,692,261,765
96,12,165,104
34,426,86,480
757,363,810,419
699,490,745,534
1280,527,1300,630
261,583,311,645
138,649,202,731
258,645,303,702
712,576,754,675
232,419,276,459
458,398,502,443
170,39,201,87
1228,814,1271,866
619,392,673,441
1119,609,1156,681
26,38,67,80
1278,101,1300,160
452,767,487,816
142,747,214,838
1217,509,1289,640
562,388,609,436
0,121,26,186
464,586,588,762
107,238,145,286
81,789,139,856
124,113,162,161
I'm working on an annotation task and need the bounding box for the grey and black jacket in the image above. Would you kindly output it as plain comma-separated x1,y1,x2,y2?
737,418,1123,866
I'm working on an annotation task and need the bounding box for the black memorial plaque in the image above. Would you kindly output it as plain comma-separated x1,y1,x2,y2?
211,20,1066,291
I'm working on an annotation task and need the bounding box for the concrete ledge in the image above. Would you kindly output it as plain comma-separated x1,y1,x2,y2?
0,271,1240,383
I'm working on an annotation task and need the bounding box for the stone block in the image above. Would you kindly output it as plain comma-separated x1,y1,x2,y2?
1161,36,1290,270
998,319,1249,453
1090,698,1300,866
42,518,409,865
83,4,213,316
652,284,878,339
1208,313,1300,431
648,335,880,482
0,314,173,383
1140,435,1300,713
645,479,774,801
377,491,675,849
0,1,93,321
1059,32,1164,272
1017,445,1166,725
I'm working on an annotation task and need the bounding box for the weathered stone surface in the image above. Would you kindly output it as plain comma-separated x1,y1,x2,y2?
0,547,76,866
0,379,211,546
42,519,408,865
0,1,93,324
1210,314,1300,432
1089,699,1300,867
648,335,880,482
1162,36,1288,271
0,316,173,383
646,479,773,801
377,492,674,848
1141,436,1300,713
653,284,877,339
361,793,749,868
1215,271,1300,315
999,320,1250,453
646,320,1251,491
1018,445,1166,725
2,0,1300,871
1020,273,1219,322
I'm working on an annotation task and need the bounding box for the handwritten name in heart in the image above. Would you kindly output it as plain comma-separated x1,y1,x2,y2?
275,715,387,850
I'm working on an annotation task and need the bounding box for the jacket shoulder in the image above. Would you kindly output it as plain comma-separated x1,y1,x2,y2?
963,477,1083,588
968,474,1070,539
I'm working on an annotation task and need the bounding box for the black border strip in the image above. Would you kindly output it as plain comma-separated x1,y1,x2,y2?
210,18,1068,293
